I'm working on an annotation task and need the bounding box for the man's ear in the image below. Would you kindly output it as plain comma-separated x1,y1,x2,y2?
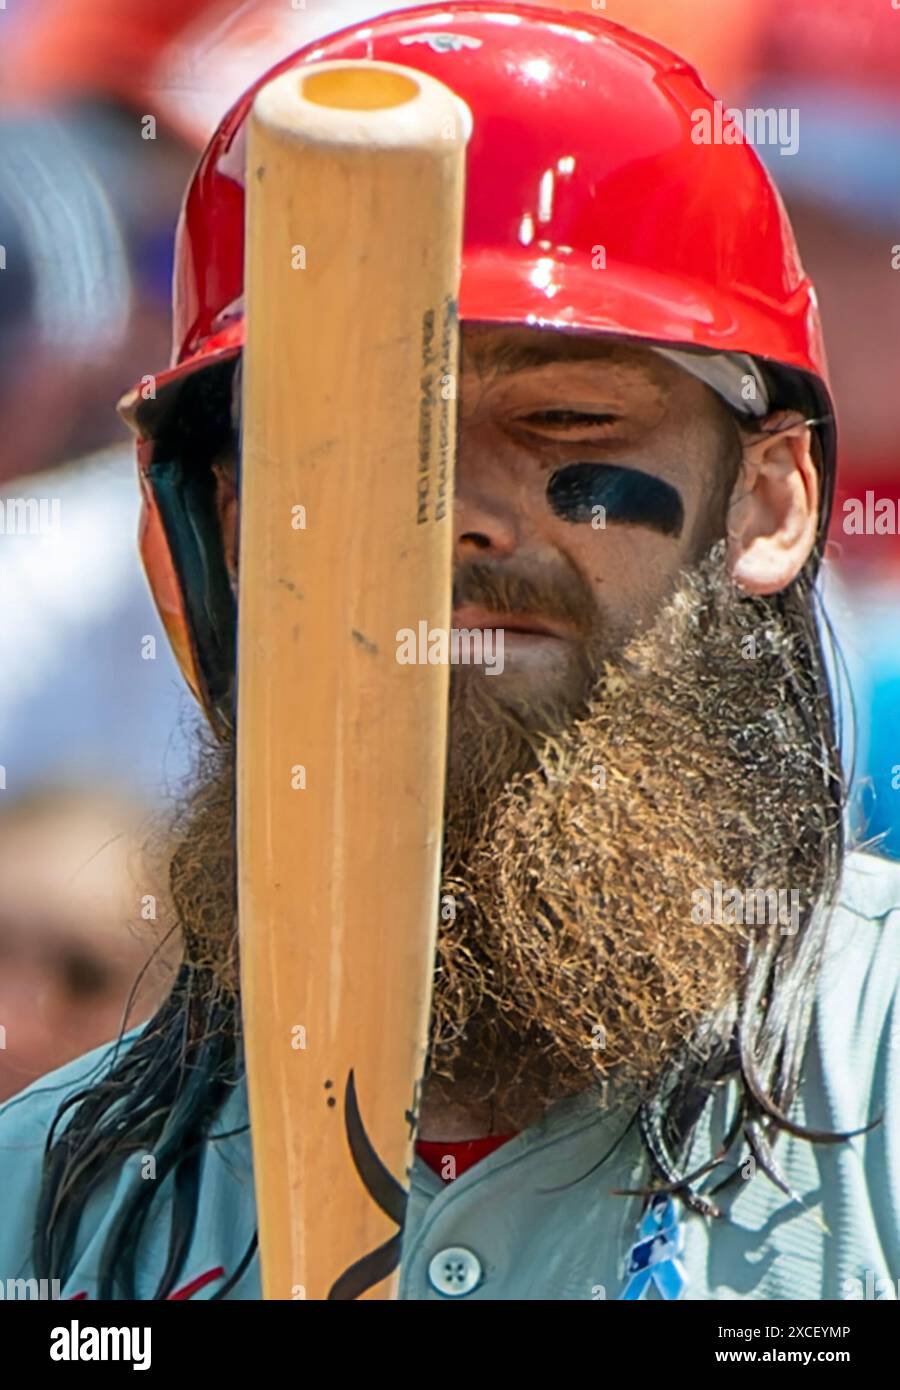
726,410,819,595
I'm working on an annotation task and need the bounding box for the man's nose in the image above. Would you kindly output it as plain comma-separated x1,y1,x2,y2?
453,425,528,562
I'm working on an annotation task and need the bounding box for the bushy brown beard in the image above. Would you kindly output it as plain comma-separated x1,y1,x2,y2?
165,733,238,992
429,541,831,1114
166,542,831,1118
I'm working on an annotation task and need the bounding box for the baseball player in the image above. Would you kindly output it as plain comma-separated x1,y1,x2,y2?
1,2,898,1303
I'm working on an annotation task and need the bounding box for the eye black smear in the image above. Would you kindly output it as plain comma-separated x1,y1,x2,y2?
546,462,684,538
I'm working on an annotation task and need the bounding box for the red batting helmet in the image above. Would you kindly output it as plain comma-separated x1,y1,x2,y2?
119,0,837,736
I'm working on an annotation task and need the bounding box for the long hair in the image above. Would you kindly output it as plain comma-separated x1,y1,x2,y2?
33,733,249,1299
636,558,850,1217
630,399,851,1216
33,412,850,1295
34,966,248,1299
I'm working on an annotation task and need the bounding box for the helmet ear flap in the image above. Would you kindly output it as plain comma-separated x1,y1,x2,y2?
231,353,243,441
137,358,240,737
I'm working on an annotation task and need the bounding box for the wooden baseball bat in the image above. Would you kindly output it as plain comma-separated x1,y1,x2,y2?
237,61,468,1300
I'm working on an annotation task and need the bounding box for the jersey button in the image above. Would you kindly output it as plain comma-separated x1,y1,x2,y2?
427,1247,483,1297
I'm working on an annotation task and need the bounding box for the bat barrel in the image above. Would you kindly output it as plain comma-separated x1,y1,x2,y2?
253,57,473,147
302,65,426,110
238,61,468,1299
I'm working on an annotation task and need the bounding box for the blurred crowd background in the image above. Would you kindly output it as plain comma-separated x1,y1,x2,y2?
0,0,897,1097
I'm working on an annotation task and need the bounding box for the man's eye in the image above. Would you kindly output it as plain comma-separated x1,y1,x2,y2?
518,409,619,431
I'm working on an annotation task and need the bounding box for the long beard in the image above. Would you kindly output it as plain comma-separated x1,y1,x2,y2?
167,542,832,1117
429,542,831,1111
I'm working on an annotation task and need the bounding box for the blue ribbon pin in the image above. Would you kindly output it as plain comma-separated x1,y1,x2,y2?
619,1193,689,1300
